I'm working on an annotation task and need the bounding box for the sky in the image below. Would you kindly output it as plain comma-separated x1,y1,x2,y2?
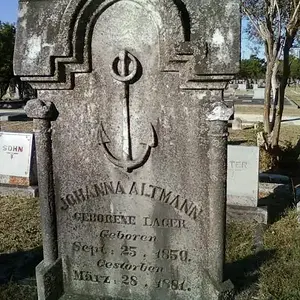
0,0,259,59
0,0,18,24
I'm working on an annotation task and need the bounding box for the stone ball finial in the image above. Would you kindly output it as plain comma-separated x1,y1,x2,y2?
25,99,58,120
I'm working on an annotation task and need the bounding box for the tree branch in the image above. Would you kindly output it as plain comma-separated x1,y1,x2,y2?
290,0,300,26
242,3,267,40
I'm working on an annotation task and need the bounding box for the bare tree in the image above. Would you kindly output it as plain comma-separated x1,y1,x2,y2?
242,0,300,148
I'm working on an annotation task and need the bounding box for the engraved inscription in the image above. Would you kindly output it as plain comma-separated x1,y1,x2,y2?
155,249,190,262
73,241,107,256
99,229,156,242
143,217,186,228
121,245,137,257
73,270,111,283
65,182,197,294
60,180,201,220
97,260,163,273
69,211,193,292
155,279,190,291
73,213,136,225
228,161,248,170
72,271,191,291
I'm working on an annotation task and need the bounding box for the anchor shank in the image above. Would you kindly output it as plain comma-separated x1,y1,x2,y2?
122,83,132,161
120,51,132,161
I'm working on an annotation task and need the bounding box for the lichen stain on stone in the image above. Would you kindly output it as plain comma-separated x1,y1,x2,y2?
212,29,225,47
110,202,115,214
212,29,230,62
18,4,28,29
225,1,237,17
18,3,28,18
196,92,207,101
143,2,163,29
227,29,234,46
26,34,42,63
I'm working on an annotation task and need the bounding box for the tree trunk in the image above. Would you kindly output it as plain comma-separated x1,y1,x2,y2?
270,60,280,132
271,36,292,147
270,88,278,131
264,61,273,134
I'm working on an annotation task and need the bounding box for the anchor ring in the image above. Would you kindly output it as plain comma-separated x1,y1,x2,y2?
110,51,138,83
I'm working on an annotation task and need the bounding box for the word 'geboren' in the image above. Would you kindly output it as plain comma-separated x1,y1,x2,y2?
60,181,201,220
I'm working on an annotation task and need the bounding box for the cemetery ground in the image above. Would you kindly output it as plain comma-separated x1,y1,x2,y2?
1,117,300,299
286,86,300,107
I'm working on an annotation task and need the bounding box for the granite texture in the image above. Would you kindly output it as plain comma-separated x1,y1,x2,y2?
14,0,240,299
36,259,64,300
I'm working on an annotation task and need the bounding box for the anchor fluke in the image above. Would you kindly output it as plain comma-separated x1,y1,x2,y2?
100,123,157,172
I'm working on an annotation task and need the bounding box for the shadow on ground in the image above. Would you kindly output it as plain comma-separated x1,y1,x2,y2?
0,247,42,285
259,184,296,224
228,140,247,146
225,249,276,298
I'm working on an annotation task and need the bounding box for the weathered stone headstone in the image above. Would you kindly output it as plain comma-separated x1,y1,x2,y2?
0,132,37,197
232,117,242,130
227,145,259,207
15,0,240,299
226,146,268,223
253,88,265,99
237,83,247,90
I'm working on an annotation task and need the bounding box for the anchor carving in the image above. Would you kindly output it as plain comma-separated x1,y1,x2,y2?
100,50,157,172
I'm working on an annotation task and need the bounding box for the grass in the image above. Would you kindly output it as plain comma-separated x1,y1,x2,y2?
286,86,300,106
226,211,300,300
0,284,37,300
0,121,33,133
258,211,300,300
0,196,41,253
0,196,41,300
229,124,300,147
235,104,300,117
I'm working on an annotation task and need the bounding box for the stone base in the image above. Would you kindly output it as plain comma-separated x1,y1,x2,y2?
226,205,268,224
206,278,234,300
36,259,64,300
0,184,38,197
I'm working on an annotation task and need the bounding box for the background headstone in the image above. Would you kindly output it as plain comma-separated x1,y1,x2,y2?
253,88,265,99
232,117,242,130
237,83,247,90
227,145,260,207
0,132,37,186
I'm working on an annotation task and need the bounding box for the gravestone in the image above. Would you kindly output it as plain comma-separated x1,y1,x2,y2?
15,0,240,299
253,88,265,99
226,146,267,223
227,145,259,207
237,83,247,90
0,132,38,197
232,117,242,130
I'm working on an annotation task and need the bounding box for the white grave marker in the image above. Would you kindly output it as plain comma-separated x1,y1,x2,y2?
227,145,259,207
0,132,35,185
253,88,265,99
